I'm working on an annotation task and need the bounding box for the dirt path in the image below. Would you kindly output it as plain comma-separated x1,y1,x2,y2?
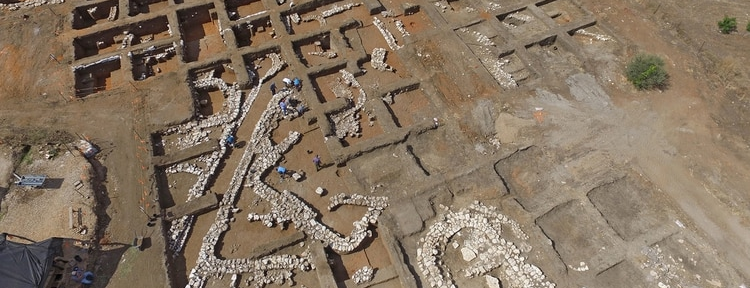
580,0,750,280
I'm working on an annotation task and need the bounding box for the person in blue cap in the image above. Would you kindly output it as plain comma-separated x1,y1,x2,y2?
277,166,287,180
226,135,236,147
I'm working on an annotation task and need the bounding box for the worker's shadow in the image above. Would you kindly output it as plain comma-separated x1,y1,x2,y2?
43,178,64,189
234,141,247,149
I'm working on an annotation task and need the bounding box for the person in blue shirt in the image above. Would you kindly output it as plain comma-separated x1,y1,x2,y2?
293,77,301,91
279,100,288,115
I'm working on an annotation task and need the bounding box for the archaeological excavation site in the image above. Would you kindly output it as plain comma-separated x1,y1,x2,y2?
2,0,750,287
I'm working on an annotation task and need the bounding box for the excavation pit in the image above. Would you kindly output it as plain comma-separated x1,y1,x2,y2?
498,8,549,37
178,4,224,63
309,64,351,104
588,174,672,241
130,44,178,81
231,16,274,48
128,0,169,16
536,200,620,267
71,0,119,29
382,86,430,128
225,0,266,20
497,50,534,85
189,62,238,116
524,35,583,78
73,57,122,97
536,0,589,25
293,32,334,67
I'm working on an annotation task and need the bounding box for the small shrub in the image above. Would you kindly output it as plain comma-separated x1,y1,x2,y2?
718,16,737,34
746,21,750,32
625,54,669,90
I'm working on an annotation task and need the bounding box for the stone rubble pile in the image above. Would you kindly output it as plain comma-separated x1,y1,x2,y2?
458,28,495,46
639,244,700,287
188,253,314,288
321,2,361,18
508,12,533,23
416,202,554,288
352,266,375,284
72,55,121,71
330,70,368,139
433,1,451,13
120,33,135,49
0,0,64,11
289,13,301,24
370,48,393,72
327,193,388,211
166,162,204,175
574,29,613,42
307,51,337,59
395,20,410,37
373,17,402,50
301,14,326,26
107,6,117,21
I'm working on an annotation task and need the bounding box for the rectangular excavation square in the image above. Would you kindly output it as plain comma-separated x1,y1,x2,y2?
524,35,583,77
189,61,238,116
73,27,124,60
72,0,119,29
130,44,178,81
536,200,620,267
74,57,122,97
381,85,430,128
128,0,169,16
497,8,549,37
498,50,534,85
225,0,266,20
493,146,559,212
178,4,224,63
293,32,335,67
232,16,274,48
73,16,171,60
536,0,590,25
309,64,350,104
154,161,205,207
588,175,673,241
335,107,385,147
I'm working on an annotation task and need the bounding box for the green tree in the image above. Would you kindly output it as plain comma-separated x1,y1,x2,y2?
625,54,669,90
718,16,737,34
746,21,750,32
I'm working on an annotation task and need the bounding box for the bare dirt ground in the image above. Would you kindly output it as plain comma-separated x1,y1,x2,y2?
2,0,750,287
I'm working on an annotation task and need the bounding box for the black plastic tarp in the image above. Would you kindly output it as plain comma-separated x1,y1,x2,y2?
0,233,63,288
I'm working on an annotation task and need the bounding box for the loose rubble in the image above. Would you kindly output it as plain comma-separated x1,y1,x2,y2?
352,266,375,284
370,48,393,72
373,17,403,50
417,202,555,288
